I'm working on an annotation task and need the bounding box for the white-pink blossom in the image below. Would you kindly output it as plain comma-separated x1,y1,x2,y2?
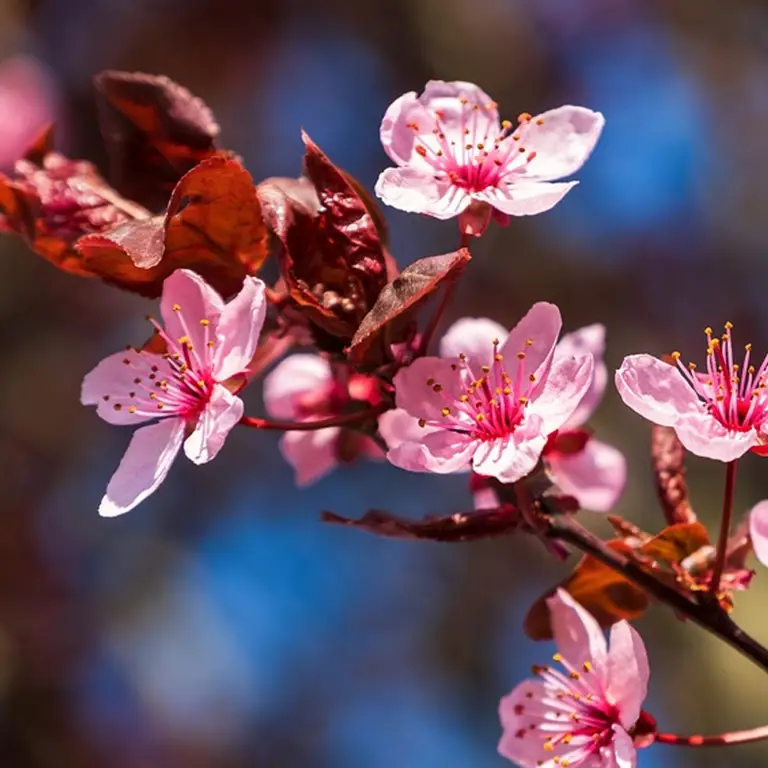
499,589,649,768
81,269,266,517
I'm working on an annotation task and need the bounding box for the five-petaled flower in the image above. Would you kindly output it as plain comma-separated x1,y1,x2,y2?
470,321,626,511
82,269,266,517
616,323,768,462
263,355,383,485
378,303,594,484
375,80,604,233
499,589,649,768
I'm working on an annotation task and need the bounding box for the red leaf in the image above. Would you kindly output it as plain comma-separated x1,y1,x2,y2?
348,248,471,367
94,70,221,206
76,156,268,298
322,506,521,542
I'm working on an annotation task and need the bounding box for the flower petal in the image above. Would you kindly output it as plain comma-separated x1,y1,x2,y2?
749,501,768,568
378,407,439,450
280,428,340,486
609,726,638,768
375,166,471,219
214,276,267,381
557,323,607,429
606,621,650,729
472,416,548,484
387,429,476,474
183,384,243,465
439,316,507,365
615,354,700,427
518,106,605,181
546,438,626,512
263,355,332,420
530,353,594,435
547,589,608,676
81,348,176,425
674,413,758,462
98,418,185,517
475,180,577,216
499,302,562,389
160,269,225,350
392,356,468,422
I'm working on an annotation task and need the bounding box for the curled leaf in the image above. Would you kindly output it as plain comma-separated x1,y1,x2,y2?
94,70,220,205
651,424,695,525
76,155,268,298
348,248,471,367
322,506,520,542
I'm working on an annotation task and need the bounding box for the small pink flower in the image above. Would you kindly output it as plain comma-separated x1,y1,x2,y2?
749,500,768,568
616,323,768,462
82,269,266,517
375,80,604,228
263,355,383,486
499,589,649,768
378,303,594,484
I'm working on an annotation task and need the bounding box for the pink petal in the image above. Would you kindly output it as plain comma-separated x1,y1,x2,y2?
214,276,267,381
183,384,243,465
475,180,577,216
615,354,700,427
749,500,768,567
530,353,594,435
609,726,638,768
378,407,439,450
98,419,185,517
280,428,340,486
472,474,500,510
518,106,605,182
557,323,607,429
263,355,332,420
387,429,476,474
439,316,507,365
498,680,556,767
160,269,225,352
606,621,650,729
499,302,562,390
674,412,758,462
546,438,626,512
392,356,468,422
81,348,173,425
547,589,608,675
472,416,549,484
374,166,472,219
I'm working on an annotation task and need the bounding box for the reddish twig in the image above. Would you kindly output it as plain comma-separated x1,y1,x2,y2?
239,403,387,432
711,459,738,596
656,724,768,747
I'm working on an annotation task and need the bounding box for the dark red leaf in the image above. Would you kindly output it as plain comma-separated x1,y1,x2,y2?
322,505,520,542
348,248,471,367
651,424,696,525
76,155,268,298
94,70,221,206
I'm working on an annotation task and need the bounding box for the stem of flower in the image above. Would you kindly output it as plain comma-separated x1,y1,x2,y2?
711,459,738,596
239,403,387,432
656,724,768,747
543,511,768,674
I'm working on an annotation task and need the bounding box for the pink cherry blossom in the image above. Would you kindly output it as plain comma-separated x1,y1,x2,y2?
82,270,266,517
263,355,383,486
499,589,649,768
378,303,594,484
375,80,604,230
438,319,624,510
616,323,768,462
749,500,768,568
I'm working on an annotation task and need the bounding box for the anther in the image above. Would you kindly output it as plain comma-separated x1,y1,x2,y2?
583,661,592,672
426,378,435,386
128,405,137,414
415,146,427,157
518,112,532,122
481,365,491,373
517,352,526,360
441,407,451,416
536,118,544,126
671,351,681,360
200,319,210,327
418,419,426,428
113,404,122,411
501,120,512,130
433,384,443,393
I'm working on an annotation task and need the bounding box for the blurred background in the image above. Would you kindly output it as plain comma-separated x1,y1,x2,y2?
0,0,767,765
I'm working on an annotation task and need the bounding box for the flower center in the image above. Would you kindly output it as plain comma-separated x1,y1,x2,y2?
407,100,543,193
418,337,538,441
672,322,768,433
523,654,623,766
103,305,217,422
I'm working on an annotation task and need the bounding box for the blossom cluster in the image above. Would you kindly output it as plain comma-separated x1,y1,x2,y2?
4,73,768,767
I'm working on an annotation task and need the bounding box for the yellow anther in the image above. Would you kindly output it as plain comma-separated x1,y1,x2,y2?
569,671,580,680
517,352,526,360
460,395,469,402
207,341,215,347
481,365,491,373
441,407,451,416
725,321,733,330
705,326,713,335
501,120,512,130
746,343,753,351
495,354,503,362
536,118,544,126
492,337,500,345
688,362,696,370
178,335,190,345
529,374,536,382
583,661,592,672
157,403,165,410
512,134,520,141
518,112,532,122
200,318,210,326
459,353,467,360
476,414,486,421
671,351,681,360
562,734,572,745
518,146,526,153
519,396,528,405
526,339,533,346
552,653,563,662
113,403,122,411
128,405,137,414
503,387,511,395
543,742,554,752
172,304,181,312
